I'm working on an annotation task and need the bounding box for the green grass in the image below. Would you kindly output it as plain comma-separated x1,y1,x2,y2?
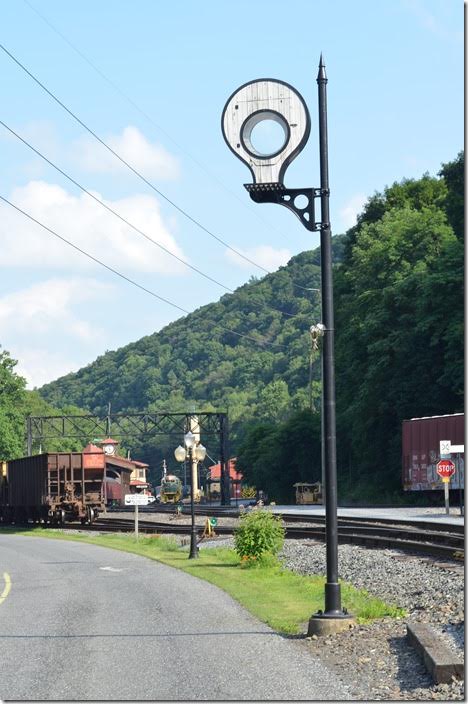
10,528,406,634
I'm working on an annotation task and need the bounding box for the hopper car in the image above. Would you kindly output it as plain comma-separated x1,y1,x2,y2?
0,452,131,525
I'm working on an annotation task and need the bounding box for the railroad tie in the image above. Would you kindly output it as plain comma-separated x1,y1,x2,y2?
406,623,464,684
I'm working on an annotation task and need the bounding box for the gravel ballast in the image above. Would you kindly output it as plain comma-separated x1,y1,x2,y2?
278,540,464,701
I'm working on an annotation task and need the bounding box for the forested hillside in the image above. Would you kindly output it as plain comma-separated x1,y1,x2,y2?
39,237,348,433
4,153,462,500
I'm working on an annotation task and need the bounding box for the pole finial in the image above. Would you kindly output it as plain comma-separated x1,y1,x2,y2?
317,53,327,82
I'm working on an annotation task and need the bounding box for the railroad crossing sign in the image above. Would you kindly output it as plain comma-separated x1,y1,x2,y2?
439,440,451,457
125,494,149,506
437,459,456,481
440,440,465,455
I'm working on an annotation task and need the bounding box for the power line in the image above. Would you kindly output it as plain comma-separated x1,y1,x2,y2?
0,194,288,351
0,43,274,274
0,119,298,319
22,0,299,248
0,42,315,294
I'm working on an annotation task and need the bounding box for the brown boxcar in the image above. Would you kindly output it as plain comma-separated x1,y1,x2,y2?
402,413,465,491
0,452,107,524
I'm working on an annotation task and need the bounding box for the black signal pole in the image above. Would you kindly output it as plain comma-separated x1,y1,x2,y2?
221,57,353,631
317,55,341,617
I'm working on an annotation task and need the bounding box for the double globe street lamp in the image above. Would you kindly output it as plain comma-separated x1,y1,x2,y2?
174,431,207,559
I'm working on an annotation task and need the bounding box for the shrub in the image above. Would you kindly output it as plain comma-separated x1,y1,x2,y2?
234,509,285,563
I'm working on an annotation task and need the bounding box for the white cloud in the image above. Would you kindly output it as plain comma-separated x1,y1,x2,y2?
1,180,187,274
73,126,180,180
11,347,84,390
0,278,115,388
226,245,291,272
0,278,112,340
1,120,61,157
339,194,367,230
403,0,463,43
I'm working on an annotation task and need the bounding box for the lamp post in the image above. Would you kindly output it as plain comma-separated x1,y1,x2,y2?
222,58,353,632
174,431,207,559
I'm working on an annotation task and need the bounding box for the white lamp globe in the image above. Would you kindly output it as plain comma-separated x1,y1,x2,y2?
184,431,196,449
174,445,186,463
194,443,207,462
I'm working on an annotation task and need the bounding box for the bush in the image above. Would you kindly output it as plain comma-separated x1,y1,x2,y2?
234,509,285,563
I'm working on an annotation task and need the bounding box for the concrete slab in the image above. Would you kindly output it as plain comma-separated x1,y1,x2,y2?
406,623,464,683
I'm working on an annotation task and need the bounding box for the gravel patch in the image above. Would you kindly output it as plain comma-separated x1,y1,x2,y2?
279,540,464,701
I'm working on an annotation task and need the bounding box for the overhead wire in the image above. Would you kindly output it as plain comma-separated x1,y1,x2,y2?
0,119,298,319
22,0,301,248
0,194,289,351
0,41,316,295
0,42,275,273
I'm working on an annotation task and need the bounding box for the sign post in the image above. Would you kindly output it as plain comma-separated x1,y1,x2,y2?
439,441,464,516
456,453,464,517
125,494,149,539
436,460,456,515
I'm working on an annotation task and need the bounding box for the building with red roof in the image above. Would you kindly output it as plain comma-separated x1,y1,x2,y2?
83,440,150,502
207,458,242,499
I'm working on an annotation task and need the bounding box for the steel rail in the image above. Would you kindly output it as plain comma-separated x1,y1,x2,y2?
107,505,465,534
62,516,464,561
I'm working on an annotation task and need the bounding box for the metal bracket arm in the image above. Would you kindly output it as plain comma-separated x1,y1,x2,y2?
244,183,327,232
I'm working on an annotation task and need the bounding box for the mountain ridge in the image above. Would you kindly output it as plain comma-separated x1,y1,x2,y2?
38,236,347,429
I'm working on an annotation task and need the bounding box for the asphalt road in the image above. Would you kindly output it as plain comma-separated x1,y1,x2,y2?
0,534,350,701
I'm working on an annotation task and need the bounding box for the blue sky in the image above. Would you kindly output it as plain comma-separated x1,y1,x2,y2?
0,0,463,389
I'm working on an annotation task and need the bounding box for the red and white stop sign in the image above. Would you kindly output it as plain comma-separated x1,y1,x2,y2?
437,459,456,478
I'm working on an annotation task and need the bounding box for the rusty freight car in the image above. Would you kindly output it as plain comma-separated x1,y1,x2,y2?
402,413,465,492
0,448,130,525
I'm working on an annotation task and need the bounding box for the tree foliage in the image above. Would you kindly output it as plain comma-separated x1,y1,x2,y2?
235,409,321,503
0,348,27,459
334,156,463,489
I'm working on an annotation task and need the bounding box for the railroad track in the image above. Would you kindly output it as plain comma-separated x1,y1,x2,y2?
67,513,464,562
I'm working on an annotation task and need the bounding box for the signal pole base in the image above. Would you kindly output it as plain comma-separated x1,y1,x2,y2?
307,613,355,637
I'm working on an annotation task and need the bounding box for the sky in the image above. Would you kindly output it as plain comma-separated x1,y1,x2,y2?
0,0,463,389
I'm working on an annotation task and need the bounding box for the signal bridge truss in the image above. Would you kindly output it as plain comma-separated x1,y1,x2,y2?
26,411,231,505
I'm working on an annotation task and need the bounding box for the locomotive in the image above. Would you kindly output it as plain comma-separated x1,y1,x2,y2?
160,474,183,503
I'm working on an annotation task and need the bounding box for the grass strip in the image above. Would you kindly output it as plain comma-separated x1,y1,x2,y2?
9,528,406,634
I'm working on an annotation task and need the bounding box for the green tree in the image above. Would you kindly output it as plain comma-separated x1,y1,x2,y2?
258,379,291,422
0,348,27,459
439,151,464,239
236,409,321,503
335,157,463,491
